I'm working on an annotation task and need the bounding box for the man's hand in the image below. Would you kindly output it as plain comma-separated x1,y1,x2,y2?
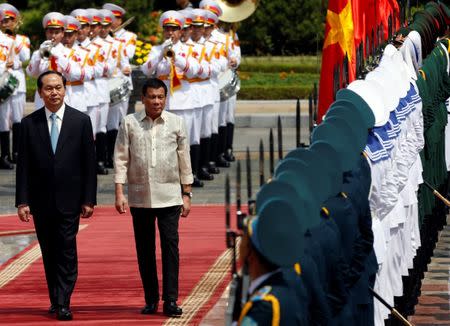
81,204,94,218
181,196,191,217
115,193,128,214
18,205,31,222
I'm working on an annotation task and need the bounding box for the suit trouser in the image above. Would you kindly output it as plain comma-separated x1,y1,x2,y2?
33,210,80,307
131,205,181,304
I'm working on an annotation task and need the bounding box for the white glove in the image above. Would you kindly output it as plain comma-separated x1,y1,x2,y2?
161,39,172,49
39,40,53,50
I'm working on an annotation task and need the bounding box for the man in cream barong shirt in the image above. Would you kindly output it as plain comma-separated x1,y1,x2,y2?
114,78,193,317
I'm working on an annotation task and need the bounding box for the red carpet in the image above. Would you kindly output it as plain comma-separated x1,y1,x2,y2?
0,205,233,325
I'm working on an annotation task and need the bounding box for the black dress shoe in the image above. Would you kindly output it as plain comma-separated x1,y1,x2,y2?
192,176,204,188
56,306,73,321
48,304,57,314
208,162,220,174
0,156,13,170
197,167,214,181
163,301,182,317
224,149,235,162
216,154,230,168
141,302,158,314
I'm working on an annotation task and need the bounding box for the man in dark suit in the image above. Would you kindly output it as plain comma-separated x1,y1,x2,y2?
15,71,97,321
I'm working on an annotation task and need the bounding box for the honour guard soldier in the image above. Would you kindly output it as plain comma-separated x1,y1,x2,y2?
0,3,30,165
61,16,93,114
181,9,217,186
87,8,116,175
26,12,66,110
191,9,225,178
99,8,131,169
70,9,104,143
27,13,87,111
0,9,15,169
238,196,308,325
103,3,137,167
200,0,240,164
202,10,229,169
141,11,202,166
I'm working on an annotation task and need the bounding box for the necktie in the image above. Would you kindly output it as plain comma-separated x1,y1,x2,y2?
50,113,59,153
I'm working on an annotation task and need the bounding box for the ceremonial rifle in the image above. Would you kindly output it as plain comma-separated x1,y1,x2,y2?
423,180,450,207
259,139,265,187
369,288,414,326
277,116,283,160
269,128,275,177
246,147,256,216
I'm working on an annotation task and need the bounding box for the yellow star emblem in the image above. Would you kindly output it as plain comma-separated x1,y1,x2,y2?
323,1,355,61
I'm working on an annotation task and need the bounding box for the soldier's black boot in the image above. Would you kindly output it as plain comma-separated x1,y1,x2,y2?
209,133,221,172
216,126,230,168
201,137,219,174
0,131,13,170
11,123,20,163
95,132,108,175
224,123,235,162
190,144,204,187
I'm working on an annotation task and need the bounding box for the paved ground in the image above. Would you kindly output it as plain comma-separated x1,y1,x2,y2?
410,218,450,325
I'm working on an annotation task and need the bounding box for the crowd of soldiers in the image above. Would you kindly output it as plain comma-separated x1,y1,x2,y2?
0,1,241,185
234,2,449,326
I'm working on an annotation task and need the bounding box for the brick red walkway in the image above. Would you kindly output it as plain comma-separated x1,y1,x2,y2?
410,223,450,325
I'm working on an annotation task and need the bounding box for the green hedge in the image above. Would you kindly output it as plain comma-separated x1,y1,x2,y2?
238,85,313,100
239,63,319,74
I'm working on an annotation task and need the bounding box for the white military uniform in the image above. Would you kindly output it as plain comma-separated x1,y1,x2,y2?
6,34,30,124
0,31,14,133
105,33,130,131
141,11,200,143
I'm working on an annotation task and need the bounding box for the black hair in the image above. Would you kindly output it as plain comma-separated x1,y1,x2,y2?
37,71,66,90
142,78,168,97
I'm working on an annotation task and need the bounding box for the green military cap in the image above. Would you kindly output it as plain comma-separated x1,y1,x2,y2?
256,179,320,234
256,179,299,215
335,89,375,128
324,105,368,152
311,117,360,171
274,164,322,229
248,197,305,267
275,158,330,204
281,151,337,203
330,99,373,129
309,140,343,195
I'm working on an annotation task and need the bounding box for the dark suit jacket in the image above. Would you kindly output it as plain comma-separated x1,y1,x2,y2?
15,105,97,215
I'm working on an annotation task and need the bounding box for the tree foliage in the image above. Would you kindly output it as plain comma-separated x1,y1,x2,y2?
238,0,327,55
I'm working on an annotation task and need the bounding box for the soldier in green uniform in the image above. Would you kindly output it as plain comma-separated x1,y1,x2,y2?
238,196,309,326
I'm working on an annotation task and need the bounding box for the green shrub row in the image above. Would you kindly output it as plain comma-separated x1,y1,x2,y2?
239,63,319,74
237,86,314,100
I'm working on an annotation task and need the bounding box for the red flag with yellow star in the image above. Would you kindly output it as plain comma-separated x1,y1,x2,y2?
317,0,356,123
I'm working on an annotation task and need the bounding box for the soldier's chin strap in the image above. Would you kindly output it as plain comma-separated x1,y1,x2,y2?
369,288,414,326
